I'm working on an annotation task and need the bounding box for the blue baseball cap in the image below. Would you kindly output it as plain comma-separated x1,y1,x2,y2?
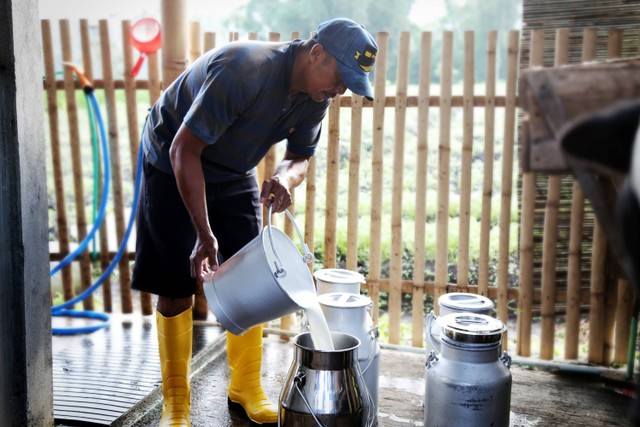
316,18,378,101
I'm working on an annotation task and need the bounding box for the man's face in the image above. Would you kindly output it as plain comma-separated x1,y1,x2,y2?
306,45,347,103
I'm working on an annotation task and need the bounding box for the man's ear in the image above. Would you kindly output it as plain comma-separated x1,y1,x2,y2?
309,43,325,62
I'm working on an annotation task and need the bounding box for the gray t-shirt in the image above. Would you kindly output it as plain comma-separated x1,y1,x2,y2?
143,39,329,182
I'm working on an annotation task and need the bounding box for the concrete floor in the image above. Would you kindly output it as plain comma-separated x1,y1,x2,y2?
52,316,636,427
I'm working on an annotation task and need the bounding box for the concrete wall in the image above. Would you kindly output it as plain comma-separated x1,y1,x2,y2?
0,0,54,425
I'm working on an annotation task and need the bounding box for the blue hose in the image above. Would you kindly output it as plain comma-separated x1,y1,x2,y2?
50,82,143,335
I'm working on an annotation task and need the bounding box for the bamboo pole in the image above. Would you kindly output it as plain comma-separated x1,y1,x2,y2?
42,20,74,301
99,20,133,313
204,32,216,51
147,48,162,104
324,95,341,268
122,20,153,315
497,30,520,351
457,31,474,293
602,29,624,364
80,19,113,312
517,29,544,357
412,31,432,348
305,156,317,275
80,18,112,312
589,221,607,363
161,0,188,86
389,32,410,345
368,32,389,323
565,28,596,359
60,19,93,307
614,278,633,363
262,32,280,226
346,93,363,271
185,21,209,321
434,31,454,314
478,31,497,297
539,28,569,360
189,21,201,63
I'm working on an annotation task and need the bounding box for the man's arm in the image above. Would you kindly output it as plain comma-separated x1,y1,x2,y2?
169,124,219,280
260,150,311,213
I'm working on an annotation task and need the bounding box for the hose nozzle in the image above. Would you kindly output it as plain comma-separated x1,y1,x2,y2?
62,61,94,92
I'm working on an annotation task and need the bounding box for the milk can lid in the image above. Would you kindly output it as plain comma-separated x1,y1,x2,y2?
313,268,365,284
439,312,506,344
439,292,495,313
317,292,372,308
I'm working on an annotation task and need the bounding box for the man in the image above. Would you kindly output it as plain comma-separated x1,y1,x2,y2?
132,17,377,426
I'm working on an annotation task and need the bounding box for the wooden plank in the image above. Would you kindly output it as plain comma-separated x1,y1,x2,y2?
456,31,474,293
564,27,596,360
368,31,389,323
61,19,93,307
99,20,133,313
478,30,497,297
411,31,432,348
42,19,74,301
589,222,607,363
497,30,520,351
346,94,363,271
540,28,570,361
517,28,544,358
389,32,410,345
323,96,340,268
434,31,453,314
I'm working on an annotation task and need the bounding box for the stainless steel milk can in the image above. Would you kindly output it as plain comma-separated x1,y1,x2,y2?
279,331,375,426
424,313,512,427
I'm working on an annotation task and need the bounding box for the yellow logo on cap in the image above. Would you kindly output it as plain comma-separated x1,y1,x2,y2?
354,46,377,72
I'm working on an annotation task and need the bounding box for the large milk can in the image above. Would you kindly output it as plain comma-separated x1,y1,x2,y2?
424,313,512,427
317,292,381,420
425,292,495,354
279,331,375,426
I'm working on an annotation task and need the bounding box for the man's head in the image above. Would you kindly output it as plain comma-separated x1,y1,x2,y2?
315,18,378,101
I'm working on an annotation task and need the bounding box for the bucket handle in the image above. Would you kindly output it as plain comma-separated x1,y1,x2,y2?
267,205,313,279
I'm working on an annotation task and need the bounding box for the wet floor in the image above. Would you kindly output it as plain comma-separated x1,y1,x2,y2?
53,316,635,427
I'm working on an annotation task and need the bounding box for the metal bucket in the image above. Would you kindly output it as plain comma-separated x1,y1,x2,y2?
425,313,512,427
203,209,314,335
314,268,365,295
279,331,375,426
317,292,381,421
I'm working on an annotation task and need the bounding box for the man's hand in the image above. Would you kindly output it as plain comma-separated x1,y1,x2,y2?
260,176,292,213
190,232,219,281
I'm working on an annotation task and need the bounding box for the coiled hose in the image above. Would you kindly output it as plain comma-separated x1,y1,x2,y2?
50,63,142,335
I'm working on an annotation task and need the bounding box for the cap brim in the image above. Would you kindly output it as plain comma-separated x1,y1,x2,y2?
335,60,374,101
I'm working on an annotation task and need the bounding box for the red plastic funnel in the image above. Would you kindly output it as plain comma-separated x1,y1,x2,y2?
130,18,161,77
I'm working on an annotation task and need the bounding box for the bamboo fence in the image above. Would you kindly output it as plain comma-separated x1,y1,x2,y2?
42,18,638,366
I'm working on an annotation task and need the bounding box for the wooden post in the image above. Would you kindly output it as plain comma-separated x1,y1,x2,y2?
565,28,596,359
61,19,93,307
589,221,607,363
100,19,133,313
411,31,432,348
161,0,189,86
346,93,363,271
517,29,544,357
478,31,497,297
368,32,389,323
41,20,74,304
457,31,474,293
324,95,340,268
497,30,520,351
389,32,410,344
539,28,569,360
434,31,454,314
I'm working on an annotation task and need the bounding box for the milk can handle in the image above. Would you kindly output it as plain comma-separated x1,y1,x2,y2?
425,310,441,352
267,205,313,279
292,370,327,427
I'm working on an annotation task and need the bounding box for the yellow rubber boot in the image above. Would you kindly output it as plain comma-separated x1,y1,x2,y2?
157,308,192,427
227,325,278,425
